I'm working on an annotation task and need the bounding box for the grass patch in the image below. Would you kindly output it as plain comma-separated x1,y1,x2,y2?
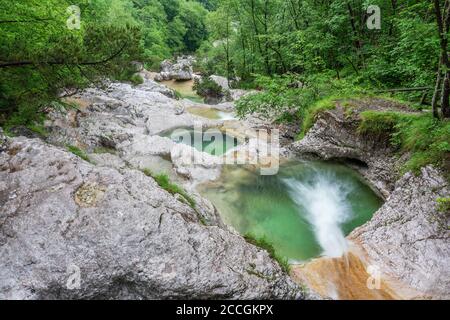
437,197,450,213
27,123,48,137
173,90,183,100
93,146,117,155
358,111,450,174
358,111,400,137
244,234,290,274
66,145,91,163
130,74,144,86
142,169,196,208
298,97,337,139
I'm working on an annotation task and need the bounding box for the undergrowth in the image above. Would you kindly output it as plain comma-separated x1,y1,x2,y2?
358,111,450,174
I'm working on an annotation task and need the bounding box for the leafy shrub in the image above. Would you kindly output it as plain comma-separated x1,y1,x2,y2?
235,73,363,121
193,77,224,100
130,74,144,86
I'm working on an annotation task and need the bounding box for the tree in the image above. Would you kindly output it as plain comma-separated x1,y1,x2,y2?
0,0,141,126
178,1,209,52
432,0,450,118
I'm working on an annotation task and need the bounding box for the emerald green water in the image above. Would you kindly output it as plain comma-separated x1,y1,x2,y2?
161,127,240,156
199,161,383,262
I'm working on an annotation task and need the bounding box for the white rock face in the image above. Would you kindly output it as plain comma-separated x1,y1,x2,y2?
0,135,303,299
209,75,230,91
350,166,450,299
154,56,195,81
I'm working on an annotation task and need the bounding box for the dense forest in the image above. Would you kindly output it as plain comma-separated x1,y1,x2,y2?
0,0,449,172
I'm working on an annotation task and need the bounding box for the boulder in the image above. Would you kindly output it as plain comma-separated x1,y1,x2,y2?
0,137,304,299
154,56,195,82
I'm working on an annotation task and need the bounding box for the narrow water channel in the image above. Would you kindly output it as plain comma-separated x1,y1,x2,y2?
160,127,240,156
160,79,204,103
198,160,382,262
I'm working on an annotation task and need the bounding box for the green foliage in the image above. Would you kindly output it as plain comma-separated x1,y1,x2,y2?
437,198,450,213
358,111,450,174
0,0,211,127
177,1,208,52
236,73,362,120
193,77,224,99
299,97,338,139
142,169,196,208
66,145,91,163
130,74,144,85
244,233,290,274
0,0,142,127
393,114,450,174
199,0,441,107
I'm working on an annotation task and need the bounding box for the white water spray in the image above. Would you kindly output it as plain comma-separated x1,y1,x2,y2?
284,170,354,258
217,111,236,120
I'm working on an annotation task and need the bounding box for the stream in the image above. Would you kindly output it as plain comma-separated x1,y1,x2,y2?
147,77,392,299
198,161,382,262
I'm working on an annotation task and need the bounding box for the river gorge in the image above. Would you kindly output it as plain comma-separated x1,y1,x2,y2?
0,73,448,300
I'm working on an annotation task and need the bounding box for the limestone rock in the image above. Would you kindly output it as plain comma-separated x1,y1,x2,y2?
0,137,303,300
154,56,195,81
292,106,399,197
349,166,450,299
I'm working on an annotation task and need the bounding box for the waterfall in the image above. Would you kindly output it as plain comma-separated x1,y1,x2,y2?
283,170,354,258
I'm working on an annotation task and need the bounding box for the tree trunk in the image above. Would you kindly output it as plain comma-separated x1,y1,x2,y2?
433,0,450,118
431,63,442,118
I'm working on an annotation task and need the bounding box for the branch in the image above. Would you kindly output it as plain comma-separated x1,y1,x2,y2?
0,41,128,69
374,87,435,93
0,19,51,24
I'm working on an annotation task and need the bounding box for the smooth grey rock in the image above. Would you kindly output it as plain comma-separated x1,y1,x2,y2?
209,75,229,91
0,137,303,300
0,128,7,153
155,56,194,81
137,72,177,99
350,166,450,299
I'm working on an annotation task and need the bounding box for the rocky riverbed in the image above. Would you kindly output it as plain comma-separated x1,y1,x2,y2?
0,75,448,300
0,76,304,300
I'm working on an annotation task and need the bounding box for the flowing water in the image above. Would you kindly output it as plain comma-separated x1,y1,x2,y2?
198,160,382,262
160,79,204,103
160,127,240,156
187,107,236,120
